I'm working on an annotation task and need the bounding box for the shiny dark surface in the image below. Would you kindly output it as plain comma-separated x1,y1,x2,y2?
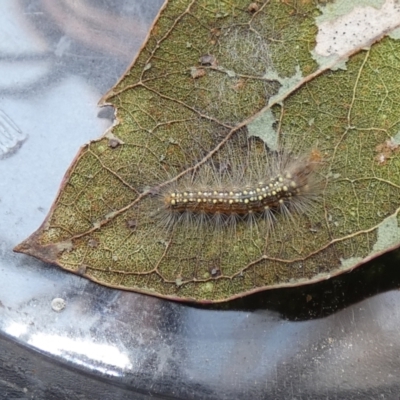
1,1,400,399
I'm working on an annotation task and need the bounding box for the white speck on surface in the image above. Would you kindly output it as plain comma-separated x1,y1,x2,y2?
314,0,400,65
51,298,66,312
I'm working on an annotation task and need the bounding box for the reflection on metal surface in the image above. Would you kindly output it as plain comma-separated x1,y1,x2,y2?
28,333,133,376
4,321,28,338
0,109,27,158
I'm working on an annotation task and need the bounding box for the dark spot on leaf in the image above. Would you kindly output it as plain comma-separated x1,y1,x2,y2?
88,238,98,248
209,266,221,277
126,219,138,230
97,106,115,121
108,138,120,148
77,265,87,275
199,54,217,66
248,3,259,13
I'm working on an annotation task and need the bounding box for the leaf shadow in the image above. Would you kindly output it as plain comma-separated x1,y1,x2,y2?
195,248,400,321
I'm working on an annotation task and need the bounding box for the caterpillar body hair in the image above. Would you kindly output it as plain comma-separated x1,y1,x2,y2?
154,136,322,237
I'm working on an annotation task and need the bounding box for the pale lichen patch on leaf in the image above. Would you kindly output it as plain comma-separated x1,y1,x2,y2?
264,66,303,105
313,0,400,69
373,215,400,253
247,108,278,151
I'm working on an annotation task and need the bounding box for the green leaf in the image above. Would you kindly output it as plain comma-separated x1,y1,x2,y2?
15,0,400,302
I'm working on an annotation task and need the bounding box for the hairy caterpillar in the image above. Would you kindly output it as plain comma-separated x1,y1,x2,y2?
154,134,322,236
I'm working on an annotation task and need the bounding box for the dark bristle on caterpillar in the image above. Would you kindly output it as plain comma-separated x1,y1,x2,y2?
155,136,323,234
